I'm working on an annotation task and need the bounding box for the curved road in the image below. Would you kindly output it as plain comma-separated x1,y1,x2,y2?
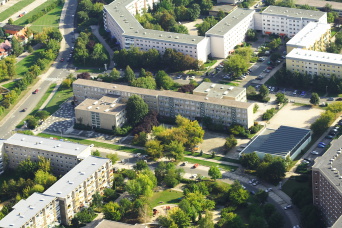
0,0,77,139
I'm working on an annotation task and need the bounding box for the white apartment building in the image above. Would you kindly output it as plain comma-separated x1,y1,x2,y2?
103,0,210,62
205,8,255,58
193,82,247,102
44,156,114,225
0,193,60,228
0,140,4,175
286,22,331,53
73,79,254,128
75,95,127,130
286,48,342,77
3,134,91,175
259,6,327,37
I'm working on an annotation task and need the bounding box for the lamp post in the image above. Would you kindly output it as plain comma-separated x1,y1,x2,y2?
326,86,328,96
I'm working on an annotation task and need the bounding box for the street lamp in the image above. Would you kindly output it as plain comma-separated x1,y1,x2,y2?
326,86,328,95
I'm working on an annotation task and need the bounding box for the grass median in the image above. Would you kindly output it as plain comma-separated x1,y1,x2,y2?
14,0,55,26
183,157,238,171
30,4,63,33
184,151,240,164
0,0,35,22
15,48,45,76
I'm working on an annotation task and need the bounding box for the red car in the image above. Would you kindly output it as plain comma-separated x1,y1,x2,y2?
33,89,39,94
60,58,64,62
267,66,273,70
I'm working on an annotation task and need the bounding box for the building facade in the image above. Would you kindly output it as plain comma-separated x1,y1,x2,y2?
205,8,255,58
73,79,254,128
286,48,342,77
259,6,327,37
0,193,60,228
75,95,127,130
286,22,331,53
312,136,342,227
3,134,91,175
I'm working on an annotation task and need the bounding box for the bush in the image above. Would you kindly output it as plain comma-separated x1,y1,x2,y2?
262,108,276,120
249,123,263,134
74,123,92,131
114,124,133,136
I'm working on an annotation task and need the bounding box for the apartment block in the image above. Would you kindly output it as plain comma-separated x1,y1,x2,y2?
44,156,114,225
286,22,331,53
75,95,126,130
0,193,60,228
312,136,342,227
286,48,342,77
103,0,210,62
259,6,327,37
3,134,91,175
193,82,247,102
0,140,4,175
205,8,255,58
73,79,254,128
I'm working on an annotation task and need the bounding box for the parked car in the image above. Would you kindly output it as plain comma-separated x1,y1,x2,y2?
328,97,335,101
21,108,27,112
32,89,39,94
326,135,334,139
300,91,306,96
319,142,327,146
336,98,342,101
318,144,326,148
249,179,256,184
193,163,199,168
293,90,297,95
284,205,292,210
265,188,273,192
302,160,310,164
182,161,188,166
60,58,64,62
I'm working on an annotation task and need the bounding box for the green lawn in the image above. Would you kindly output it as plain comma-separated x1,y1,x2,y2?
43,87,73,115
0,0,35,22
150,189,183,208
30,4,63,33
14,0,55,26
37,133,146,154
1,81,17,90
203,60,217,68
184,151,240,164
183,157,238,171
15,48,45,76
331,28,340,37
16,83,56,128
76,68,103,73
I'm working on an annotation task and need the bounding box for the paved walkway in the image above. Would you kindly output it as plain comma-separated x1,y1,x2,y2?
90,25,115,69
81,213,104,228
0,0,21,14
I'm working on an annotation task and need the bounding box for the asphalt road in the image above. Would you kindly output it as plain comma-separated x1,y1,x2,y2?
0,0,77,139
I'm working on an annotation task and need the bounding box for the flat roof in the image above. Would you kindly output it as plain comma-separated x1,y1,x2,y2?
44,156,110,198
75,95,126,115
242,126,310,157
104,0,205,45
0,193,56,228
286,22,331,48
5,133,90,157
286,48,342,66
206,8,254,36
295,0,342,11
73,79,253,109
262,5,326,20
193,82,245,99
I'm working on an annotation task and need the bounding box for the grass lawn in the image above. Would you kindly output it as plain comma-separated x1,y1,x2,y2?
150,189,183,208
16,83,56,128
0,0,35,22
30,4,63,33
76,68,103,73
14,0,56,26
1,81,17,90
184,151,240,164
37,133,146,154
15,48,45,76
225,82,240,86
43,87,73,115
282,178,310,197
183,157,238,171
331,28,340,37
203,60,217,68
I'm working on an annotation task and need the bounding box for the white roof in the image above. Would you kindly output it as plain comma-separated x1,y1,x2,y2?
287,22,331,48
286,48,342,66
262,5,326,20
5,134,90,157
0,193,56,228
44,156,110,198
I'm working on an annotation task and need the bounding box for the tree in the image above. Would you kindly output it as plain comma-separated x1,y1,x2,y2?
224,55,249,79
11,36,24,56
259,85,269,100
208,166,222,180
126,171,156,199
103,202,122,221
126,94,148,125
35,110,49,120
255,190,268,204
268,211,284,228
228,181,249,206
8,18,13,25
155,70,174,89
124,65,136,83
131,76,156,89
109,68,121,81
91,150,101,157
188,3,201,21
240,152,260,170
246,29,257,41
268,38,282,50
324,3,332,12
225,135,237,152
106,153,119,164
27,45,34,53
275,92,287,104
34,170,56,188
175,115,204,149
145,139,164,160
310,93,320,105
198,210,214,228
133,160,149,171
164,140,185,161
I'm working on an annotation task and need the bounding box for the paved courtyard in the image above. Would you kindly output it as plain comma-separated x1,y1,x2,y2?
181,18,203,36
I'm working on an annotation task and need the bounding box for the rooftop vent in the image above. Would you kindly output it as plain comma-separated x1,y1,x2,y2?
21,138,25,141
29,205,35,209
143,32,147,35
87,106,92,110
39,141,43,144
93,101,98,105
332,168,337,171
92,163,96,165
192,39,196,41
220,87,224,89
204,89,210,92
104,109,110,112
57,192,62,194
96,107,100,109
175,36,179,39
80,172,85,175
223,91,228,95
168,35,172,38
40,199,45,201
57,144,61,147
110,104,116,108
159,34,163,37
75,147,79,150
205,97,209,100
210,84,216,88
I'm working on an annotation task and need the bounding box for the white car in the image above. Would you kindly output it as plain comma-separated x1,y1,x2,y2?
190,76,195,79
311,151,319,155
265,188,273,192
190,174,197,178
302,160,310,164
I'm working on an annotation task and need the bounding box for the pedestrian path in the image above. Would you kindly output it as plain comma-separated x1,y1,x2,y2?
0,0,21,14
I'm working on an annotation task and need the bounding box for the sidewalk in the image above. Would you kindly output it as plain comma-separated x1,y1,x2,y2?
39,82,61,110
0,0,21,14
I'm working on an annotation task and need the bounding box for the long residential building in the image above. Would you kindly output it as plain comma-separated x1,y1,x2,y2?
73,79,254,128
257,6,327,37
2,133,91,175
286,22,331,53
286,48,342,77
205,8,255,58
312,136,342,227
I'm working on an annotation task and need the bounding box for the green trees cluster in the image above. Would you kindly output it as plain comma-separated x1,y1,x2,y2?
155,162,184,187
147,115,204,160
310,102,342,135
77,0,104,30
240,152,288,183
197,16,218,36
113,47,200,72
73,31,109,66
224,135,237,152
327,31,342,54
223,46,253,79
262,108,276,120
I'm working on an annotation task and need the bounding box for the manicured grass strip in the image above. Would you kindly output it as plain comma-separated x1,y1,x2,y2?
184,151,240,164
37,133,146,154
43,87,73,115
150,189,183,208
14,0,55,25
15,48,45,76
16,83,56,128
1,81,17,90
0,0,35,22
30,4,62,33
76,68,103,73
203,59,217,68
183,157,238,171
